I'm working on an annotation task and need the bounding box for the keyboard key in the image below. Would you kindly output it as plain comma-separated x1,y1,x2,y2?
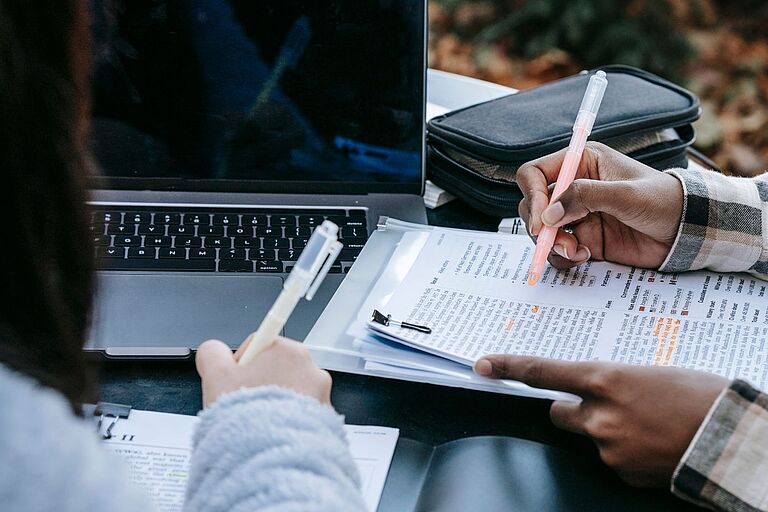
270,214,296,226
242,214,268,226
175,236,202,248
212,214,237,225
328,215,366,228
199,226,224,236
138,224,164,235
127,247,154,259
256,226,281,237
341,227,365,238
329,264,343,274
219,259,253,272
97,247,124,258
157,213,181,225
255,260,282,273
185,213,208,225
326,216,347,226
92,235,110,246
344,217,366,228
229,226,252,237
220,249,246,260
190,248,215,259
234,237,259,248
249,249,274,260
347,209,367,217
94,211,118,224
97,258,215,272
263,237,289,249
158,248,185,259
204,237,229,248
93,223,108,235
107,224,134,235
286,226,312,237
113,235,141,246
124,212,151,224
292,237,309,249
343,238,367,250
298,215,325,226
277,249,300,261
144,236,172,247
338,249,361,262
168,225,193,236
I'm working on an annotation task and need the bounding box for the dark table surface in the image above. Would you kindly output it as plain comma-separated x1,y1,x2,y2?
96,201,694,510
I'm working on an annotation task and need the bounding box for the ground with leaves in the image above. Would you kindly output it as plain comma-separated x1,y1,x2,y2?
429,0,768,176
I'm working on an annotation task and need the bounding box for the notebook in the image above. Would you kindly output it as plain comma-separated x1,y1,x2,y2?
86,404,398,512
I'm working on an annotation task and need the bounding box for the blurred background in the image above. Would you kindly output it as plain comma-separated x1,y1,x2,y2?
428,0,768,176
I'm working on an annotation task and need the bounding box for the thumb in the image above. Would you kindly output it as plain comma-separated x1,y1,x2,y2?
541,179,634,228
196,339,235,378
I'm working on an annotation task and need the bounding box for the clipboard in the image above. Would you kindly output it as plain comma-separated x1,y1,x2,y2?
304,218,567,400
84,401,398,512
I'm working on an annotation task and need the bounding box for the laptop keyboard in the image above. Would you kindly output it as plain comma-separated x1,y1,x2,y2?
89,207,368,273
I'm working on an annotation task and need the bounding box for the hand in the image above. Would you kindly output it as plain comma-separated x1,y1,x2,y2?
196,336,332,408
475,355,728,487
517,142,684,270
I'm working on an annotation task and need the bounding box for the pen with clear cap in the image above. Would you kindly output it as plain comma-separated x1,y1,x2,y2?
527,70,608,286
238,220,343,365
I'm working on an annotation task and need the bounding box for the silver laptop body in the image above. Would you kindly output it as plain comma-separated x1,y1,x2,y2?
85,0,427,358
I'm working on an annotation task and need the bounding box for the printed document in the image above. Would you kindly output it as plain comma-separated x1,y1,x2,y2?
100,409,398,512
367,227,768,388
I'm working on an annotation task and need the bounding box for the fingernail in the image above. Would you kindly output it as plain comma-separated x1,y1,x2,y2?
528,214,539,236
474,359,493,377
553,244,569,259
542,202,565,226
574,244,591,262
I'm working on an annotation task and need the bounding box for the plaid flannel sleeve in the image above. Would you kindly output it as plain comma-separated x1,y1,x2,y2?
672,380,768,511
658,168,768,509
659,169,768,279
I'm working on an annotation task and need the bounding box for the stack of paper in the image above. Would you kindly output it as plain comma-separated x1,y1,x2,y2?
99,408,399,512
344,219,768,396
424,101,457,209
423,180,456,209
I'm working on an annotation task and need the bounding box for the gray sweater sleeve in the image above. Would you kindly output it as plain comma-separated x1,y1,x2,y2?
0,364,366,512
0,365,155,512
184,386,367,512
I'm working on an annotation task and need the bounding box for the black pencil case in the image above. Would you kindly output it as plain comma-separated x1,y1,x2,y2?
427,65,701,217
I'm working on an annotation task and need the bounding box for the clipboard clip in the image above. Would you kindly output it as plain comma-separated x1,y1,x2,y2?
371,309,432,334
92,402,132,440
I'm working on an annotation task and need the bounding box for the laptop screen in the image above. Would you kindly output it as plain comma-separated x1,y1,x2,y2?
88,0,425,194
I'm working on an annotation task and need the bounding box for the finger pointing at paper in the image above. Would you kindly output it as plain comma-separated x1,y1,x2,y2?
516,143,685,271
474,355,727,488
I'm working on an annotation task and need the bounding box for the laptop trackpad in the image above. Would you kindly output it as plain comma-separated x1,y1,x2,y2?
88,273,283,351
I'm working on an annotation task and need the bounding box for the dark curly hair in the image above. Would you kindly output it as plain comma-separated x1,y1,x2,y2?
0,0,95,410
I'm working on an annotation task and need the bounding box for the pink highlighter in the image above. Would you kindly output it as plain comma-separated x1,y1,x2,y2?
527,70,608,286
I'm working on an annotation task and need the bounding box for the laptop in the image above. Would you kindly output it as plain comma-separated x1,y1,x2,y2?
85,0,427,358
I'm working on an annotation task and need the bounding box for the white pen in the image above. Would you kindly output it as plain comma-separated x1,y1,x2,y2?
238,220,343,365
